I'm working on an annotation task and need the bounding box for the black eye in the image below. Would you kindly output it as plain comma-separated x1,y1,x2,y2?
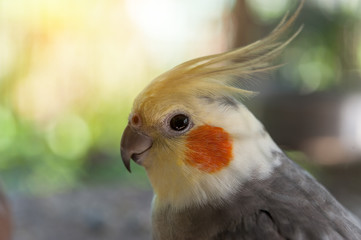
170,114,189,131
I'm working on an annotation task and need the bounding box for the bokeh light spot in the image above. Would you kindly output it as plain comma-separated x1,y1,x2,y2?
246,0,290,22
340,95,361,154
298,62,323,93
297,46,336,93
46,114,91,159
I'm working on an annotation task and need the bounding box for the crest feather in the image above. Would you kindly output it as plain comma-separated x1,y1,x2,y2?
154,0,304,99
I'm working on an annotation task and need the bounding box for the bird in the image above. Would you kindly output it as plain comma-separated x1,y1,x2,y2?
0,185,11,240
120,2,361,239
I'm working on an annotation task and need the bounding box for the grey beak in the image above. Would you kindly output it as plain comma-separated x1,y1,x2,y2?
120,125,153,172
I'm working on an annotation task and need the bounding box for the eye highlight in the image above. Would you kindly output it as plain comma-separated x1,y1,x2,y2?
170,114,189,131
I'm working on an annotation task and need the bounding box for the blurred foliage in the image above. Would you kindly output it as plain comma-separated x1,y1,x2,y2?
277,1,361,93
0,0,361,193
0,0,232,193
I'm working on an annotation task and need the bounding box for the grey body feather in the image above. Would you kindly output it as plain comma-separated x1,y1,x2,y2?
152,152,361,240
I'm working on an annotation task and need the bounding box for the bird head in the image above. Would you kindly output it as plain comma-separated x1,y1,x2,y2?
121,6,302,210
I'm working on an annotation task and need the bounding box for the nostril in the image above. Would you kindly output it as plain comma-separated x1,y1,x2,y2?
131,113,141,127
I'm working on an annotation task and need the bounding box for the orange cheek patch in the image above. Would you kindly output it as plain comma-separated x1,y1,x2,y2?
185,125,233,173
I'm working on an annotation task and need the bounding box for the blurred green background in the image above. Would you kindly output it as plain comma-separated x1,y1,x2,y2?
0,0,361,195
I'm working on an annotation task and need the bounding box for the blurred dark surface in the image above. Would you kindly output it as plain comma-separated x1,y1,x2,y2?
8,175,361,240
10,184,152,240
248,92,361,164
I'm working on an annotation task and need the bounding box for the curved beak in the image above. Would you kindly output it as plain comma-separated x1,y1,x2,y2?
120,125,153,172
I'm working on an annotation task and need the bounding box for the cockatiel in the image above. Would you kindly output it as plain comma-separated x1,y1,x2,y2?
120,3,361,239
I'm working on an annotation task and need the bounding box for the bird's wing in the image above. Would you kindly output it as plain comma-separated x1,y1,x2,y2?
214,209,286,240
220,151,361,240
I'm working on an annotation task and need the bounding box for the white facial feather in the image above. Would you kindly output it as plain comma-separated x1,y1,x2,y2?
152,99,282,211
